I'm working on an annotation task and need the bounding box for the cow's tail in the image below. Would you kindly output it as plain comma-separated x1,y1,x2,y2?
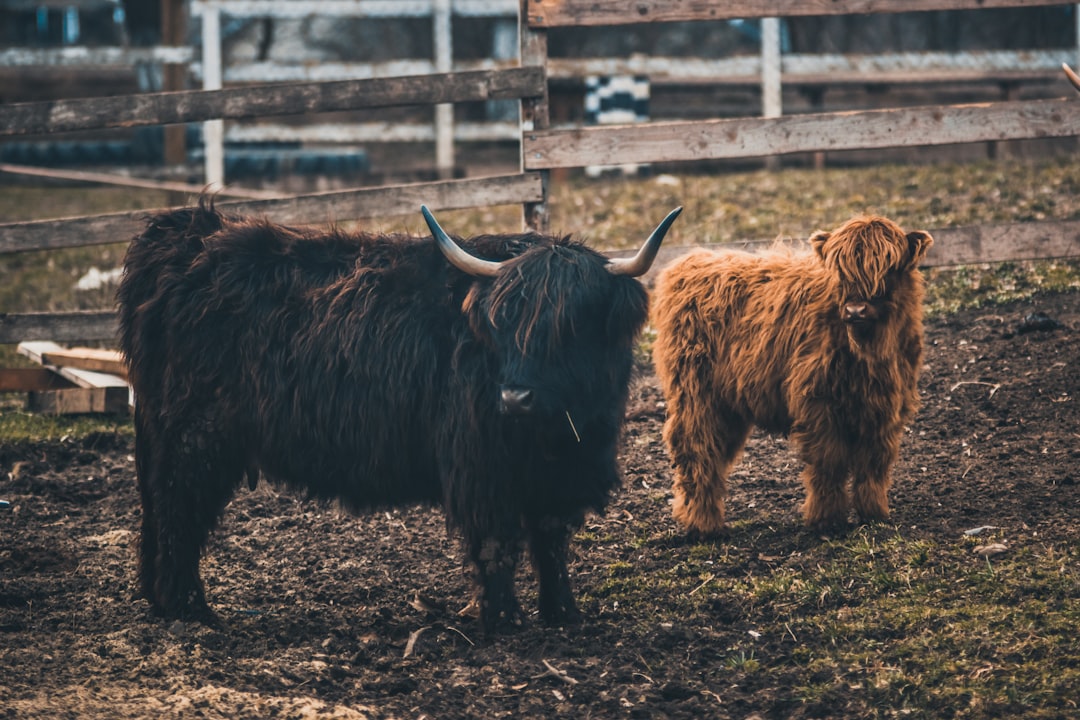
116,196,224,393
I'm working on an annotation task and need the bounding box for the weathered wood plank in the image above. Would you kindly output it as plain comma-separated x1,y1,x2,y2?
5,0,124,10
927,220,1080,267
224,172,546,226
0,214,146,256
545,49,1073,85
17,341,63,367
17,342,130,413
527,0,1072,27
26,387,129,415
0,163,281,200
0,46,195,67
0,312,118,344
0,173,544,255
189,0,519,18
0,67,545,137
0,368,76,393
18,342,129,418
523,98,1080,169
20,344,128,379
218,58,517,83
50,366,130,390
42,348,127,378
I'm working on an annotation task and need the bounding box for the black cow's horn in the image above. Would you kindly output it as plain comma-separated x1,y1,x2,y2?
422,205,504,278
1064,63,1080,93
607,207,683,277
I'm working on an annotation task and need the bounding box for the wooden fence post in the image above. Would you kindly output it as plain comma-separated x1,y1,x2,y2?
201,2,224,190
161,0,187,173
761,16,782,170
520,0,550,232
434,0,455,179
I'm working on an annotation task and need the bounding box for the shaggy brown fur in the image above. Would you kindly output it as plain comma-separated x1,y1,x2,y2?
651,215,933,533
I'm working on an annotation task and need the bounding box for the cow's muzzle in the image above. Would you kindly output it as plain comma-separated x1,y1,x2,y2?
842,301,878,325
499,385,535,415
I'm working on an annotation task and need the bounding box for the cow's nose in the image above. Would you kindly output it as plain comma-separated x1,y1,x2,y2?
843,302,870,323
500,386,535,415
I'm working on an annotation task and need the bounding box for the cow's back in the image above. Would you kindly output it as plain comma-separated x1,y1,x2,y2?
652,247,837,432
118,203,463,507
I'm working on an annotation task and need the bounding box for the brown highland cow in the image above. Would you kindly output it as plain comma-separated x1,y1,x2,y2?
651,215,933,534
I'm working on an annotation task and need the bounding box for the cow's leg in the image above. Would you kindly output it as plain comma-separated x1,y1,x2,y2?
850,432,901,523
800,467,850,529
664,394,750,539
851,473,892,523
134,409,162,604
466,531,525,635
527,515,580,626
138,417,243,622
795,434,851,529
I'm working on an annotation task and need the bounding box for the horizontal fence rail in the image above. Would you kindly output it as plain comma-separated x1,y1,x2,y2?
190,0,518,18
0,312,118,345
523,97,1080,169
0,46,196,67
203,58,518,84
925,219,1080,266
223,121,521,144
3,0,122,9
0,173,544,255
526,0,1075,26
546,49,1076,85
200,49,1075,86
0,163,282,200
0,67,544,137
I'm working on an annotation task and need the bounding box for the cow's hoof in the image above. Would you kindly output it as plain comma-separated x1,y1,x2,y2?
540,600,582,628
163,589,216,624
805,517,852,537
481,604,526,636
152,600,220,628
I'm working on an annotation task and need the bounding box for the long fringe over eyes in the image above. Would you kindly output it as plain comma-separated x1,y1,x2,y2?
486,242,583,356
819,216,909,300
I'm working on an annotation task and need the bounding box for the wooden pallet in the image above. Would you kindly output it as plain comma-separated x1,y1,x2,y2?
4,341,131,415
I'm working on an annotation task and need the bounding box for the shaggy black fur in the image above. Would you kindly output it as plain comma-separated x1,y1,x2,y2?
117,199,650,634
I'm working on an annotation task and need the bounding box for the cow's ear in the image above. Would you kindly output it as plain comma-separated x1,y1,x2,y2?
809,230,830,259
461,284,494,345
905,230,934,268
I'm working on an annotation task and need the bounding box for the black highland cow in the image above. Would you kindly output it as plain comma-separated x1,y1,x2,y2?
117,198,681,634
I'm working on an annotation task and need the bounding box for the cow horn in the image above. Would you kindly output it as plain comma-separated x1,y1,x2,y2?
421,205,504,278
607,207,683,277
1064,63,1080,93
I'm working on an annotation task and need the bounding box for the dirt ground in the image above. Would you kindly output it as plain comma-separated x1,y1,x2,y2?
1,290,1077,719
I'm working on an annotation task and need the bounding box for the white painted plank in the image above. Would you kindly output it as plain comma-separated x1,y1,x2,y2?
224,120,520,143
17,342,129,389
190,0,517,17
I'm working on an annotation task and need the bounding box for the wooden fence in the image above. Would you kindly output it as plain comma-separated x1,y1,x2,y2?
190,0,520,184
6,0,1078,182
1,0,1080,349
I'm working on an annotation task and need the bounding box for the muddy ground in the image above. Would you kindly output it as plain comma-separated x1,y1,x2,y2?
1,291,1077,719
